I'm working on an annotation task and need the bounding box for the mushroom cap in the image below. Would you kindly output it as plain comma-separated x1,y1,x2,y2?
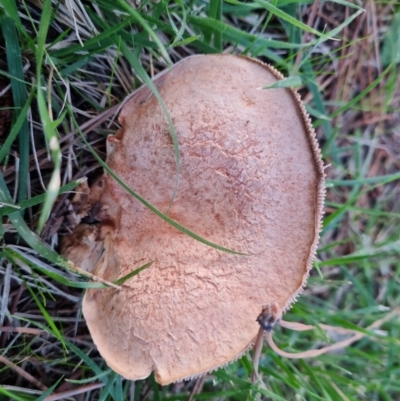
82,54,325,385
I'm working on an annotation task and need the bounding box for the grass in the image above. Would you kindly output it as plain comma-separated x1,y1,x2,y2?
1,0,400,400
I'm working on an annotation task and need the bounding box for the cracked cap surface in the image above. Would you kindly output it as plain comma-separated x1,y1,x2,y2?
81,54,325,385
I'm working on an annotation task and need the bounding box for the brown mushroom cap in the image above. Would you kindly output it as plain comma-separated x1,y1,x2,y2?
81,54,325,385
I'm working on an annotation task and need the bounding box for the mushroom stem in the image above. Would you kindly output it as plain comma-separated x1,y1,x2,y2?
251,327,265,383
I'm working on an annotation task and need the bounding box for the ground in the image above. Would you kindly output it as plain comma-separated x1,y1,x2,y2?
0,0,400,400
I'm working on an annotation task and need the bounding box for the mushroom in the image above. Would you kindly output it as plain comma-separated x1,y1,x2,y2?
62,54,325,385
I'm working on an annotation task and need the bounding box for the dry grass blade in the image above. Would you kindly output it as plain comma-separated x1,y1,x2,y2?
0,355,48,391
265,308,400,359
0,326,45,335
42,382,105,401
187,376,206,401
67,261,122,290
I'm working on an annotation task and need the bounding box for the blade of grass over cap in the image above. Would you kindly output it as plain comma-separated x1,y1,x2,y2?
113,261,155,286
72,115,246,256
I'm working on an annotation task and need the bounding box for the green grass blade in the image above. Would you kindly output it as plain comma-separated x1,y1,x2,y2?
322,9,364,41
66,371,110,384
33,0,63,233
326,172,400,187
1,15,29,205
113,0,171,64
252,0,332,39
381,11,400,67
188,16,305,50
0,90,33,164
0,173,110,287
0,173,61,265
0,387,27,401
0,178,83,217
318,251,395,267
98,372,117,401
35,86,61,234
329,0,364,10
327,64,393,121
65,339,118,398
49,15,136,59
64,340,105,377
263,75,302,89
150,374,161,401
114,376,123,401
1,0,22,27
35,0,52,77
302,60,333,147
171,35,201,47
3,247,107,289
23,278,65,349
35,378,62,401
208,0,223,50
325,202,400,219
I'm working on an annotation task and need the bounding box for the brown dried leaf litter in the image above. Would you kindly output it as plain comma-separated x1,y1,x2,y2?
62,54,325,385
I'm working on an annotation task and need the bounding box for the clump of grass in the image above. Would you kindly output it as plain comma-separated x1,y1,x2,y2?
1,0,400,400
